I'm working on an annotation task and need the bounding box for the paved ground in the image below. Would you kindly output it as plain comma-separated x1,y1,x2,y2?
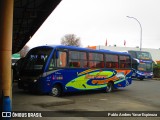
12,83,74,111
11,79,160,120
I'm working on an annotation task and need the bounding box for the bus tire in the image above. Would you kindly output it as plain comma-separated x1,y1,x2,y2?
106,82,114,93
51,84,62,97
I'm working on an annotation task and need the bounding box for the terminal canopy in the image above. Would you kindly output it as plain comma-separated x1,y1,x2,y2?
12,0,61,53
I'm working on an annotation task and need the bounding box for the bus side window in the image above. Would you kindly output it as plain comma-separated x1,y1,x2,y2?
57,51,67,67
48,52,56,70
115,63,119,68
88,52,104,68
99,61,105,68
112,62,119,68
106,62,112,68
119,55,131,69
69,62,80,67
49,59,55,70
89,61,96,68
105,54,118,68
69,51,87,68
120,63,125,68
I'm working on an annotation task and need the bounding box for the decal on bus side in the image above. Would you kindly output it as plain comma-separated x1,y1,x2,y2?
66,69,132,90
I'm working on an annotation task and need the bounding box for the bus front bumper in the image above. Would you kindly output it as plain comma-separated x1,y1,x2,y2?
18,79,50,94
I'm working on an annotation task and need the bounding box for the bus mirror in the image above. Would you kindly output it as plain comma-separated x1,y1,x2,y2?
56,51,59,59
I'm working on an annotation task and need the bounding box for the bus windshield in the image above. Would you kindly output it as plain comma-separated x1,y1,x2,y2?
21,47,53,76
137,51,152,60
138,62,153,72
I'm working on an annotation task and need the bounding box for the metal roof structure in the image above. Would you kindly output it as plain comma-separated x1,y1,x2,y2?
13,0,61,53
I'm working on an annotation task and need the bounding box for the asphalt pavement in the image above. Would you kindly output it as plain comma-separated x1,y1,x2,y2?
11,80,160,120
12,82,74,111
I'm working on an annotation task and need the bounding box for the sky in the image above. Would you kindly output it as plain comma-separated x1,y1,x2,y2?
27,0,160,49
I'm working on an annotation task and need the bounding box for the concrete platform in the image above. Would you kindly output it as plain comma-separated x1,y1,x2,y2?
12,83,74,111
11,83,86,120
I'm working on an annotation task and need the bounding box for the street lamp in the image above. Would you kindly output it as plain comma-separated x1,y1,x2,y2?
126,16,142,51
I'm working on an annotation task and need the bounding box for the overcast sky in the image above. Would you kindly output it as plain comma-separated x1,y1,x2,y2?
27,0,160,49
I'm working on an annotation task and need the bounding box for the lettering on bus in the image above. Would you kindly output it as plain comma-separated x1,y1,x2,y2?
85,73,108,79
91,76,119,85
92,79,108,85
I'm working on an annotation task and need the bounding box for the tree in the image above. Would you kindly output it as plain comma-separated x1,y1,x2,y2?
61,34,81,47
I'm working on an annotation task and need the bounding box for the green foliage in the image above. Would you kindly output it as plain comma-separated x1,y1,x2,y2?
153,64,160,78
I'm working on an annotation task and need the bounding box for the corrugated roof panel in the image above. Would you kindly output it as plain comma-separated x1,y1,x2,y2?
13,0,61,53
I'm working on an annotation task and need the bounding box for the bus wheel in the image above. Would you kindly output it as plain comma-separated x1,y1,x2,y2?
51,84,62,97
106,82,114,93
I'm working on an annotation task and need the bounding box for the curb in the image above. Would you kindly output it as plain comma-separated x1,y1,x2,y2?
152,78,160,80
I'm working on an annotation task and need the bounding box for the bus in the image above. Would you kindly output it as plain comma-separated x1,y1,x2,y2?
128,50,153,80
18,45,133,96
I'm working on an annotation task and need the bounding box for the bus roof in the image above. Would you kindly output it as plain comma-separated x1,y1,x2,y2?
128,50,150,53
33,45,131,56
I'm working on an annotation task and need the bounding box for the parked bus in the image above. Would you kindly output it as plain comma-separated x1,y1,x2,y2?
18,45,133,96
128,50,153,80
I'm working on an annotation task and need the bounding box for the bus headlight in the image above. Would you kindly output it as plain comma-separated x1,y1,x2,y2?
33,79,37,83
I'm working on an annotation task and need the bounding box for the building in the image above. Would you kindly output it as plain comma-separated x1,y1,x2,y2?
88,46,160,63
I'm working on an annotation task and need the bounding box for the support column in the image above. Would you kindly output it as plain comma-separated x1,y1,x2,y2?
0,0,13,113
